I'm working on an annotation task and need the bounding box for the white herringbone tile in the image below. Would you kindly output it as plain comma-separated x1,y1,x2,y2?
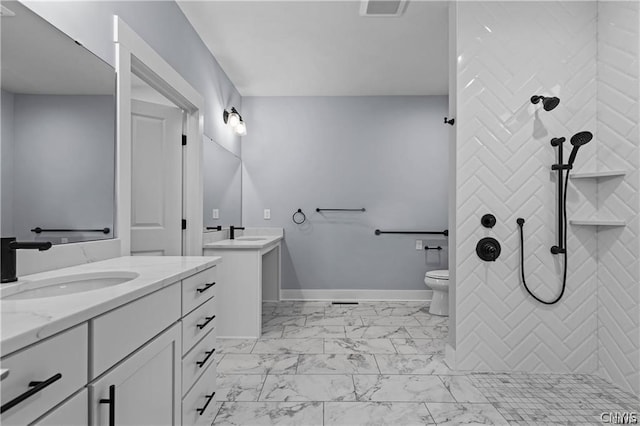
596,2,640,396
455,1,599,376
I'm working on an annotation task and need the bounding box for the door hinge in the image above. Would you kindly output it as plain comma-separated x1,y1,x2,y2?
182,134,187,146
182,219,187,230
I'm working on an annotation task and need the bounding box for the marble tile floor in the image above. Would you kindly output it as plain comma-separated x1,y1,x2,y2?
212,301,638,425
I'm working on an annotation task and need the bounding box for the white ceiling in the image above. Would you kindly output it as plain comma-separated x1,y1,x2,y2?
177,1,449,96
1,1,114,95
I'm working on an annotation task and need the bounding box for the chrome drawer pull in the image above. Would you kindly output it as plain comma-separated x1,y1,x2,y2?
1,372,62,413
196,349,216,368
196,392,215,416
196,315,215,330
99,384,116,426
196,282,215,294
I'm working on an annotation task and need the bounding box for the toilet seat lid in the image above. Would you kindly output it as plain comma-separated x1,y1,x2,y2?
425,270,449,280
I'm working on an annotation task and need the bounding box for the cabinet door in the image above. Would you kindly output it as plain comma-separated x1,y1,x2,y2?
90,323,181,426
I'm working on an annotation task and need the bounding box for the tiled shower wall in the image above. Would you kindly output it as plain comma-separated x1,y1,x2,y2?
596,2,640,395
455,2,599,374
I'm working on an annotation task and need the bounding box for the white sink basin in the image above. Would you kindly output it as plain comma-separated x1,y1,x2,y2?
2,271,139,300
234,237,268,241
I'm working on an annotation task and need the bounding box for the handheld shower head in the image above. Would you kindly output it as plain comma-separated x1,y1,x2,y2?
570,131,593,146
568,131,593,167
531,95,560,111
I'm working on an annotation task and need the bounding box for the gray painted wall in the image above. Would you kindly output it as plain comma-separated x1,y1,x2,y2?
9,94,115,242
22,0,242,156
1,91,15,235
242,96,449,291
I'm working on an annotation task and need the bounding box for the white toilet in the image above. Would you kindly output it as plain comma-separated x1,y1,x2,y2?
424,270,449,316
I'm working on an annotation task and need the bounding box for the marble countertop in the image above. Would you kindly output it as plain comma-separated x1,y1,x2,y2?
0,256,221,357
203,235,283,250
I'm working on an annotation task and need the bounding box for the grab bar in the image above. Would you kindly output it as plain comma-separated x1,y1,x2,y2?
375,229,448,236
31,227,110,234
316,208,366,212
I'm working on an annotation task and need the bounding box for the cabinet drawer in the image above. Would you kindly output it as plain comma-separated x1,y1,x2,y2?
92,283,180,378
182,361,217,426
34,389,88,426
182,267,217,315
0,324,88,426
182,296,216,354
182,328,216,395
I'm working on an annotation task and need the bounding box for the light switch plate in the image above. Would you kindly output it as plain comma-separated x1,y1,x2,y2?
415,240,423,250
264,209,271,220
212,209,219,219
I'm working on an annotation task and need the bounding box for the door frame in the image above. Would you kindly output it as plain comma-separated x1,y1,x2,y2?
114,16,204,256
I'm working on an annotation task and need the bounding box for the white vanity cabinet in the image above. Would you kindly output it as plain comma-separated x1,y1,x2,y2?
179,267,219,425
203,235,282,338
88,266,219,426
0,324,88,426
91,282,181,378
89,323,181,426
1,257,220,426
89,283,182,425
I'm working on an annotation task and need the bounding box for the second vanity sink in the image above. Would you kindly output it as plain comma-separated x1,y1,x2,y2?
2,271,139,300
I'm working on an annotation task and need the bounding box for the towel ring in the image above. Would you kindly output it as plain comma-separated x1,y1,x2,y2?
293,209,306,225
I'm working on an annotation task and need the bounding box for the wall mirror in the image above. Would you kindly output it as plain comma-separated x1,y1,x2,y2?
1,1,116,244
203,136,242,228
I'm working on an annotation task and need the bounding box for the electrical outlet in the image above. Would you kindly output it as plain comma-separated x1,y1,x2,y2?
212,209,219,219
264,209,271,220
415,240,423,250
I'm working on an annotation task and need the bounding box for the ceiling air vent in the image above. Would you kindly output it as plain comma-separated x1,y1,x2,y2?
360,0,407,17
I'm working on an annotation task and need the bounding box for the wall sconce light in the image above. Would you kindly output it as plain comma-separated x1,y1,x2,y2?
223,107,247,136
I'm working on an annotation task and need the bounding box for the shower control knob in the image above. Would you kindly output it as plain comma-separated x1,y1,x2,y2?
476,237,501,262
481,214,496,228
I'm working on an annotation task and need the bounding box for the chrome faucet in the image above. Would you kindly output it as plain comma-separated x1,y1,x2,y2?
1,237,52,283
229,226,245,240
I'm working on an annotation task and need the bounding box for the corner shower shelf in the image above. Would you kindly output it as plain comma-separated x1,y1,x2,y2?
569,170,627,179
569,218,626,227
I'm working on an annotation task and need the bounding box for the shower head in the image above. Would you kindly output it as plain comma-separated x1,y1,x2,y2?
531,95,560,111
568,131,593,167
570,131,593,147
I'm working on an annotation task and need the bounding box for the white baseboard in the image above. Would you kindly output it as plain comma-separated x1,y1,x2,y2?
280,289,432,302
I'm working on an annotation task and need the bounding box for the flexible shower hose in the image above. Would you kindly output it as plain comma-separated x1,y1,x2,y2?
517,170,570,305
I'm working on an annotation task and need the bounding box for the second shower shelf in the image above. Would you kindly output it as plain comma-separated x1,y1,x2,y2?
569,218,626,227
569,170,627,179
569,168,629,228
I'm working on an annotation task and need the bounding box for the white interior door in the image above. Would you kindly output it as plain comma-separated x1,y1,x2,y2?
130,100,183,256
